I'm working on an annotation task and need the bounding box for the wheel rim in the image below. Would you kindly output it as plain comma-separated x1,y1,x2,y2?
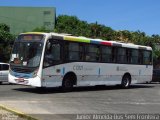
63,78,73,89
64,79,72,88
122,77,130,87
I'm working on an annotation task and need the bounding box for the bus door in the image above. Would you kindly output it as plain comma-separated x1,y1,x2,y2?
42,39,63,86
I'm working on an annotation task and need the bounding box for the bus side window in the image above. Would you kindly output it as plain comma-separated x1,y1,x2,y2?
44,41,61,67
52,44,61,60
85,44,100,62
117,48,127,63
143,51,152,65
126,49,131,64
68,42,83,61
138,50,143,64
101,46,112,63
112,47,117,63
131,49,139,64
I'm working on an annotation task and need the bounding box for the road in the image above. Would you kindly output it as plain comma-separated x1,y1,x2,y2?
0,83,160,120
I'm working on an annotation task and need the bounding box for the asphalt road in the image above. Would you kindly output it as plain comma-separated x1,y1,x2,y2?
0,83,160,120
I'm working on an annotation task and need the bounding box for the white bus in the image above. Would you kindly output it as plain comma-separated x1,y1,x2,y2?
9,32,153,91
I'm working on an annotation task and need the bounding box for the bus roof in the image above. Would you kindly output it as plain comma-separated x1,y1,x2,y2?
21,32,152,51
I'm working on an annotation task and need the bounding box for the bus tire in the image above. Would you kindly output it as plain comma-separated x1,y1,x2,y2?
62,75,74,92
121,74,131,88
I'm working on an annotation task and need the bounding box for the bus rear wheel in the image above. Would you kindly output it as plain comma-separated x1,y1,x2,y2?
121,75,131,88
62,76,74,92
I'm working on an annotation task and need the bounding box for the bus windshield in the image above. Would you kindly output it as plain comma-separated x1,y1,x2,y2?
10,41,43,68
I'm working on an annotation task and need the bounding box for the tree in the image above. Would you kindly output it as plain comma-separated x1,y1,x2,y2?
0,24,15,62
54,15,91,37
54,15,115,40
0,23,10,32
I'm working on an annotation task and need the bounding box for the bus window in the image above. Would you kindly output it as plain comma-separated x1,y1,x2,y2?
117,48,127,63
131,49,139,64
101,46,112,63
139,50,143,64
143,51,152,65
44,42,61,67
85,44,100,62
68,43,83,61
126,49,132,64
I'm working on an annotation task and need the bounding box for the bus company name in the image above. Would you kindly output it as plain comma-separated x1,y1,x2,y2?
73,65,83,71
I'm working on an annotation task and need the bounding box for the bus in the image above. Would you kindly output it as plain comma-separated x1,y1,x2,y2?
9,32,153,91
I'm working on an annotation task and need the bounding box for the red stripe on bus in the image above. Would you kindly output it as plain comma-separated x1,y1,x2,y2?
101,42,112,46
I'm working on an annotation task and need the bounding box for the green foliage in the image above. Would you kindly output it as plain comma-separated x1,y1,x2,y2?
54,15,115,40
0,24,15,62
54,15,90,36
0,23,10,32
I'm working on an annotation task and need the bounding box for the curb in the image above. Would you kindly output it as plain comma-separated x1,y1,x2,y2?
0,104,38,120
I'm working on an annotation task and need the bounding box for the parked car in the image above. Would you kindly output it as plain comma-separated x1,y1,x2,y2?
0,63,9,84
152,69,160,83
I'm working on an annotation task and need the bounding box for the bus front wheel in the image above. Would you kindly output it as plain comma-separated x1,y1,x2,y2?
121,75,131,88
62,76,74,92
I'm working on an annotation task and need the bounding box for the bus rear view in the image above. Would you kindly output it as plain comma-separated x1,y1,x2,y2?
9,33,45,87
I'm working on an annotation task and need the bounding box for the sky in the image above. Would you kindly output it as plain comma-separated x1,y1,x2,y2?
1,0,160,36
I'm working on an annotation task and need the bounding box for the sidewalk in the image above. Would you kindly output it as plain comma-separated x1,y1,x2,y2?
0,108,24,120
0,105,38,120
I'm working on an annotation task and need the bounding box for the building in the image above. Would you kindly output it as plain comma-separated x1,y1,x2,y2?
0,6,56,34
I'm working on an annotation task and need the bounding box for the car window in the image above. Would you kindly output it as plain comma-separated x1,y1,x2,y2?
1,64,9,70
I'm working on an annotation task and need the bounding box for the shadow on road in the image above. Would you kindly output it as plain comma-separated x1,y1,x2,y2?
12,84,155,94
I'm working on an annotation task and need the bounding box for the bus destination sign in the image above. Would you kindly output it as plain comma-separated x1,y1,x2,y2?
19,35,44,41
